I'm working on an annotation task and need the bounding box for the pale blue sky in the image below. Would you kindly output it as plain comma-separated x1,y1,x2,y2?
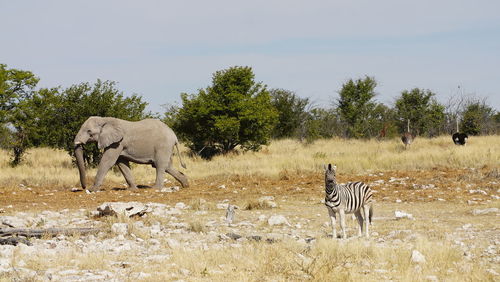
1,0,499,113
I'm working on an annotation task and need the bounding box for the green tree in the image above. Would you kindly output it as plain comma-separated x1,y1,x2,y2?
57,80,149,166
0,64,39,123
394,88,445,137
461,102,495,135
12,80,149,166
336,76,378,138
301,108,340,142
0,64,40,165
174,66,278,159
270,88,310,138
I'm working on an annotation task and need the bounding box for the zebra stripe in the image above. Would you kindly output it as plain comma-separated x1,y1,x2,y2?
324,163,373,239
326,182,373,213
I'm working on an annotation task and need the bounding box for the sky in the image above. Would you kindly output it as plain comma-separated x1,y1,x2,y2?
1,0,500,113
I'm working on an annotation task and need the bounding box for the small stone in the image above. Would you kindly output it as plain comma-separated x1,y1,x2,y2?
179,268,191,276
111,223,128,235
395,211,414,220
472,208,498,215
425,275,438,282
268,215,291,226
166,238,180,249
411,250,426,264
175,202,187,209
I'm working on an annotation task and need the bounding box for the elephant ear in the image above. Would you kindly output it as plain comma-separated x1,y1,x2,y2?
98,122,123,149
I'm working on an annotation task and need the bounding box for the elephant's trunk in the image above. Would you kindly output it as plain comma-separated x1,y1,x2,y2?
74,144,87,189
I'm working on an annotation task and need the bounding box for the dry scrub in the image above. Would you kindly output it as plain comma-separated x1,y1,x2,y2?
1,135,499,189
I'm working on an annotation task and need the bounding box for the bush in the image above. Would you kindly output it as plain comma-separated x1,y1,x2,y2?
173,66,277,159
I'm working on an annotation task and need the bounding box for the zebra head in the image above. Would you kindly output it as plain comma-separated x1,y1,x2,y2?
324,163,337,188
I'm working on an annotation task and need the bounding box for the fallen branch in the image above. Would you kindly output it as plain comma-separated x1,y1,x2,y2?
0,237,32,246
0,227,101,238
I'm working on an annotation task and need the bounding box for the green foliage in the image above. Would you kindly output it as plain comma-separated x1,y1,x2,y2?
336,76,378,138
394,88,445,137
301,108,340,142
0,64,40,165
174,66,278,159
461,102,496,135
10,79,148,166
270,88,310,138
0,64,39,123
56,80,149,166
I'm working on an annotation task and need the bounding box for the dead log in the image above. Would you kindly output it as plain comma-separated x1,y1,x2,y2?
0,227,101,238
0,237,32,246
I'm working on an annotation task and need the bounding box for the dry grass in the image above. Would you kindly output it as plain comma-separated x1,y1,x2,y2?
1,135,499,189
0,136,499,281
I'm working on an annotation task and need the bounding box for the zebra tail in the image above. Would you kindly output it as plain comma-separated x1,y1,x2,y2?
369,204,373,225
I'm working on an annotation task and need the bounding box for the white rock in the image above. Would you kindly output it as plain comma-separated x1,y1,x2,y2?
216,203,229,210
425,275,438,281
472,208,498,215
166,238,180,249
218,184,226,189
268,215,291,226
411,250,426,264
395,211,414,220
160,186,180,193
97,202,150,217
258,215,267,221
258,196,278,208
179,268,191,276
462,223,473,230
486,269,499,276
131,272,152,279
175,202,187,210
0,216,28,228
111,223,128,235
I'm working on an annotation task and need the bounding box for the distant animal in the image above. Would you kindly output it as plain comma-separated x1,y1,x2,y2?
324,164,373,239
401,132,415,149
378,123,388,139
452,132,468,145
74,116,188,192
401,119,415,149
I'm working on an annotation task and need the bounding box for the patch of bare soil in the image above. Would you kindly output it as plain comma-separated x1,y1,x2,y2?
1,167,498,212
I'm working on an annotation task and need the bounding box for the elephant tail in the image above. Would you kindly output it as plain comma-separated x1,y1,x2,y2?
175,142,187,169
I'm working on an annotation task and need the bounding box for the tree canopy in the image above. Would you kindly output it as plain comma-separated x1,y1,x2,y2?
394,88,445,137
336,76,378,138
173,66,278,159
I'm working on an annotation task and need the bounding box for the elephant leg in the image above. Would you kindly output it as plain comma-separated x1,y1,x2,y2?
90,146,121,191
116,158,137,190
153,164,167,190
166,166,189,188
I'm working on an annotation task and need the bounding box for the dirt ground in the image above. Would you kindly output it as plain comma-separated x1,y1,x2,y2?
1,167,498,212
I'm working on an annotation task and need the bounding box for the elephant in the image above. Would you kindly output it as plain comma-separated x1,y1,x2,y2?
74,116,189,191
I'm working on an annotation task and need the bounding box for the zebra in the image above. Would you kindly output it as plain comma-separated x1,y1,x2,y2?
324,164,373,239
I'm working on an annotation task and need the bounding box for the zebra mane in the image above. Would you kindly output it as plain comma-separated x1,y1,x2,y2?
324,163,337,195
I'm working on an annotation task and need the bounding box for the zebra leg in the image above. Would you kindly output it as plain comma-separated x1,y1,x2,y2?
339,209,346,239
354,210,363,237
363,205,370,238
327,207,337,239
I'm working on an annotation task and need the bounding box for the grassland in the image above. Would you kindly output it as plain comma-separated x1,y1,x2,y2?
1,135,499,189
0,135,499,281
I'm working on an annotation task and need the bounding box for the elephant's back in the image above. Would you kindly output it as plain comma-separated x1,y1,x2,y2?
128,119,176,144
